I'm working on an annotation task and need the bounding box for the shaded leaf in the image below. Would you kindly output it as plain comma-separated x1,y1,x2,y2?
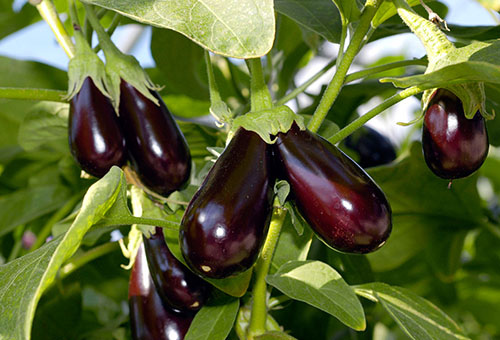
256,331,298,340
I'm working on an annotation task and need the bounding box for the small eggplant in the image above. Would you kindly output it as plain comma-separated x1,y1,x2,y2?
143,227,211,312
119,81,191,196
422,89,489,179
344,126,396,168
274,123,392,254
129,243,193,340
69,77,126,177
180,128,274,279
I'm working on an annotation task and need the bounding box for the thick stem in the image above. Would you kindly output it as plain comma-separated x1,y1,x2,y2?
328,86,424,144
247,58,273,112
308,0,384,133
392,0,454,60
0,87,67,102
83,4,122,59
36,0,75,58
247,198,287,338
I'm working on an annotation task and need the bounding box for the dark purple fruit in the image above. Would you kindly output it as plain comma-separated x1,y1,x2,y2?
69,77,126,177
422,89,489,179
129,243,193,340
344,126,396,168
180,128,274,279
274,123,392,254
119,81,191,196
143,227,211,312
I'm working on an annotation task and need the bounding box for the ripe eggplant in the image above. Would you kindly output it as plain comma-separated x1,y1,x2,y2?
422,89,489,179
69,77,126,177
344,126,396,168
119,81,191,196
180,128,274,279
129,243,193,340
274,124,392,254
143,227,211,312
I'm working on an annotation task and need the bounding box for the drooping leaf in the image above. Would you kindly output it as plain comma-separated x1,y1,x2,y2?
255,331,298,340
267,260,366,330
185,293,239,340
81,0,275,58
355,283,469,340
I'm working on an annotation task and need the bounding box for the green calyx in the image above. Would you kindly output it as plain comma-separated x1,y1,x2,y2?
83,3,161,112
229,105,305,144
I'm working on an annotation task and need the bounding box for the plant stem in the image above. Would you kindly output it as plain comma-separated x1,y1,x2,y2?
0,87,67,102
59,241,120,279
205,50,223,103
247,58,273,112
32,193,83,251
336,23,348,69
308,0,384,133
93,13,122,53
35,0,75,58
247,198,288,338
328,86,424,144
344,58,427,83
98,216,180,231
83,3,122,59
275,59,336,106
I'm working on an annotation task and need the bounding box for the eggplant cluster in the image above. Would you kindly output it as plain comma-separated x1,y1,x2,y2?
179,125,393,281
422,89,489,180
69,78,191,196
129,229,211,340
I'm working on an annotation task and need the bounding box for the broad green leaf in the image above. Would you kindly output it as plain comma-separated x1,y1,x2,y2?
373,0,435,27
163,94,210,118
0,185,72,237
0,166,124,340
185,293,239,340
274,0,342,43
81,0,274,58
355,283,469,340
332,0,361,24
267,260,366,330
256,331,298,340
0,1,38,40
17,102,69,152
151,28,208,101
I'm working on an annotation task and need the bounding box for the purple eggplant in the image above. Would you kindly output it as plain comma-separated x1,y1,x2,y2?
344,126,396,168
422,89,489,179
69,77,126,177
274,123,392,254
129,243,193,340
119,81,191,196
143,227,211,312
180,128,274,279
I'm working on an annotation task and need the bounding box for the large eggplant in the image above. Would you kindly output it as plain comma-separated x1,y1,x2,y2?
422,89,489,179
274,124,392,254
119,81,191,196
180,128,274,279
143,227,211,312
129,243,193,340
69,77,126,177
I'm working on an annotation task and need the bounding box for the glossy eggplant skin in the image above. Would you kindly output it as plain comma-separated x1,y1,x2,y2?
69,77,126,177
274,124,392,254
119,81,191,196
422,89,489,179
129,244,193,340
180,128,274,279
344,126,396,168
143,227,211,312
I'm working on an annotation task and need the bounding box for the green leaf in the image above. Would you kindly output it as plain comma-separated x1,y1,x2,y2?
151,28,208,100
274,180,290,207
0,166,125,340
255,331,298,340
185,293,239,340
372,0,434,27
332,0,361,24
267,260,366,330
355,283,469,340
0,185,72,237
0,1,38,41
81,0,274,58
275,0,342,43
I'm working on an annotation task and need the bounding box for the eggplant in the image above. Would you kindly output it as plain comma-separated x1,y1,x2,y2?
344,126,396,168
143,227,211,312
69,77,126,177
180,128,274,279
422,89,489,179
119,81,191,196
129,243,193,340
274,123,392,254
